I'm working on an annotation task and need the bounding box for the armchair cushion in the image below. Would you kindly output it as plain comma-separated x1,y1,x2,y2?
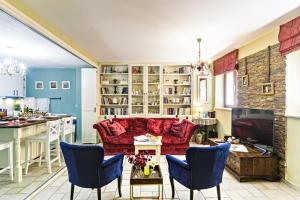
108,121,126,136
162,135,186,145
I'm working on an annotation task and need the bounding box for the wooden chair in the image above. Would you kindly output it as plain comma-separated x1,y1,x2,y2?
0,141,13,180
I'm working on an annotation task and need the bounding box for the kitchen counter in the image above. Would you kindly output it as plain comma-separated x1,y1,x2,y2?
0,115,73,182
0,115,72,128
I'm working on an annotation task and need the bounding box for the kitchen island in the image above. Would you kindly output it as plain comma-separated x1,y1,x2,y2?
0,115,72,182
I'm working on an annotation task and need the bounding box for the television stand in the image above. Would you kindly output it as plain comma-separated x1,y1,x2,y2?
208,138,280,182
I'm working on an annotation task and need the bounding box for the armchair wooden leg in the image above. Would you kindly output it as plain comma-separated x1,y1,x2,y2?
190,189,193,200
70,184,74,200
97,188,101,200
118,176,122,197
169,177,175,198
217,184,221,200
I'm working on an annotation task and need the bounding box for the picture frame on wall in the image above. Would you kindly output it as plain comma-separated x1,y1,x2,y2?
49,81,58,89
62,81,71,90
242,75,249,86
261,83,274,95
35,81,44,90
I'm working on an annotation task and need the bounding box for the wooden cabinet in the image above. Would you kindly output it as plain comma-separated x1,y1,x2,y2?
0,74,25,97
209,138,280,182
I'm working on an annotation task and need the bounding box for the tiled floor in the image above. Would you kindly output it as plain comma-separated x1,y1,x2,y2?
31,155,300,200
0,161,64,200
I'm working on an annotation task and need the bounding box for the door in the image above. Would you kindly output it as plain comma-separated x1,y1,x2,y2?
81,68,97,143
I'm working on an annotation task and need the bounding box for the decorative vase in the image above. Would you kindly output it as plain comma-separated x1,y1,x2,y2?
134,166,144,177
144,165,150,176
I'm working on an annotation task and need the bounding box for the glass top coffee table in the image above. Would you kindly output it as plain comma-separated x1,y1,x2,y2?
130,165,163,199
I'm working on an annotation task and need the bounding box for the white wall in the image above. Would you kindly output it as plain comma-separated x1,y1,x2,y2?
285,50,300,188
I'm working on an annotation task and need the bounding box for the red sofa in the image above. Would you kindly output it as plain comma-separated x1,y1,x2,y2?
93,117,200,155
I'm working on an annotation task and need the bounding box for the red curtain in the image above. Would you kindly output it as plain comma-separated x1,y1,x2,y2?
279,16,300,56
213,50,238,76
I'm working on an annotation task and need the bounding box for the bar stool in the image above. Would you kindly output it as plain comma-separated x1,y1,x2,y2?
25,120,61,174
0,141,13,180
60,117,74,143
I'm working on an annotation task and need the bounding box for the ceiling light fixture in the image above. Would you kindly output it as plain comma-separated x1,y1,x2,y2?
0,56,26,76
192,38,210,76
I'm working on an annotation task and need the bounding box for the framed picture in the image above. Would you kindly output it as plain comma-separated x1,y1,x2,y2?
242,75,249,86
49,81,58,89
261,83,274,95
35,81,44,90
198,76,207,103
62,81,71,90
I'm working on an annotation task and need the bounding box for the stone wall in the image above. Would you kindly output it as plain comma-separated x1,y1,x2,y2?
237,43,286,176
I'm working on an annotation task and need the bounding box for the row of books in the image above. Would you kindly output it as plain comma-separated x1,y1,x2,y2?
165,108,191,115
100,108,128,115
178,66,191,74
163,97,191,104
182,88,191,94
101,97,128,105
100,87,128,94
102,66,128,73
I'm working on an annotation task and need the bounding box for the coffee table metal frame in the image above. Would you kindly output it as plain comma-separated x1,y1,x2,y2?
130,165,164,199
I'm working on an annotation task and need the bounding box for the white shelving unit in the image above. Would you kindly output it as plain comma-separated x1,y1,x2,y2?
97,63,192,120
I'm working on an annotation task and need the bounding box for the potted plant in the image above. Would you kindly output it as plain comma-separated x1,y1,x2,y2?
126,151,152,176
13,104,21,117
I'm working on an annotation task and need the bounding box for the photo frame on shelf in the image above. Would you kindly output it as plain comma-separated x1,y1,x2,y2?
62,81,70,90
49,81,58,89
242,75,249,86
35,81,44,90
261,83,274,95
198,76,207,103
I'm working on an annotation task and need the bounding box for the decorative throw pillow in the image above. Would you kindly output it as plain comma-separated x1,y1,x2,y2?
147,119,164,134
162,119,179,134
170,120,187,137
108,121,126,136
128,118,147,132
100,120,112,136
112,118,130,131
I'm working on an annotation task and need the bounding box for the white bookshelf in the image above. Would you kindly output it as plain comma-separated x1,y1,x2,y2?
97,63,192,119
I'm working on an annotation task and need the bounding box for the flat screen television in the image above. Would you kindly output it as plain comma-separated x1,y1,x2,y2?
231,108,274,147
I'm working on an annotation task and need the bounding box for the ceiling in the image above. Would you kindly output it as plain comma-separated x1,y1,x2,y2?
0,10,91,68
19,0,300,63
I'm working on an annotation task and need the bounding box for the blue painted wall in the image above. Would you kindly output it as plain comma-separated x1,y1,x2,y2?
26,68,82,140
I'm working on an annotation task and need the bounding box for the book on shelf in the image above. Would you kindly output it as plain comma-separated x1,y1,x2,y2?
101,97,128,105
165,108,191,115
102,65,128,73
182,88,191,94
100,107,128,115
100,87,128,94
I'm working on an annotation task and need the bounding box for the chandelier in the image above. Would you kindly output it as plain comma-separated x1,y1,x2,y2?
0,56,26,76
192,38,211,76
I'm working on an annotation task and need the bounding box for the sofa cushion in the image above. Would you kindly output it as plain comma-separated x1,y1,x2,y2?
162,118,179,135
108,121,126,136
128,118,147,132
112,118,130,131
147,119,164,134
170,120,187,137
107,134,134,145
100,119,112,136
162,134,186,145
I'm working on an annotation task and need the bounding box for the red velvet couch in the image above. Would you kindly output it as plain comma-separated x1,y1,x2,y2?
93,118,200,155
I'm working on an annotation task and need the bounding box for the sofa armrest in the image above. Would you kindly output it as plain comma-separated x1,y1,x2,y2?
184,120,201,143
93,123,109,143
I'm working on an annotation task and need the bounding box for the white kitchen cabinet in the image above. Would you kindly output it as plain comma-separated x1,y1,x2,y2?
0,74,25,97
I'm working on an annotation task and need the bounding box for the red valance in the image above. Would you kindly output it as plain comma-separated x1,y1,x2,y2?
279,16,300,56
213,50,238,76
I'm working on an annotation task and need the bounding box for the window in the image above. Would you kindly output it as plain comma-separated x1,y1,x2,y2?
224,71,236,107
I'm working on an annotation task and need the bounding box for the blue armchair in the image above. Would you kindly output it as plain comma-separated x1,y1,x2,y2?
60,142,124,200
166,142,231,200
